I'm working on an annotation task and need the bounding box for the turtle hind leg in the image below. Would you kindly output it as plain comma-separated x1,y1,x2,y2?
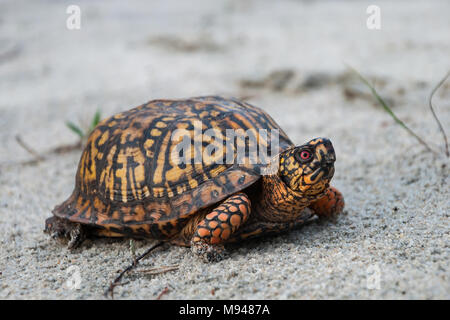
44,216,87,249
191,192,251,263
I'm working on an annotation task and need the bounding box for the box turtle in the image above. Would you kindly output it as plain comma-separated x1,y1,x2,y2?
45,96,344,262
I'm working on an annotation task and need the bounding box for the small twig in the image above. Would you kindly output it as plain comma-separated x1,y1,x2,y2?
156,287,169,300
104,241,164,299
346,65,439,155
15,135,45,162
136,264,179,275
0,44,21,64
51,141,82,154
14,135,83,167
428,71,450,157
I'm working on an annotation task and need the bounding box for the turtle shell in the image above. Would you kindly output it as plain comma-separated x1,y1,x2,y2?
53,96,293,238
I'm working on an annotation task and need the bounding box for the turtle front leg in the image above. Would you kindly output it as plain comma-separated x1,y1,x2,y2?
191,193,251,262
44,216,86,249
308,186,345,218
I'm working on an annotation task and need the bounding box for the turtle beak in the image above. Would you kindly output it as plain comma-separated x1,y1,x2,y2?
319,139,336,179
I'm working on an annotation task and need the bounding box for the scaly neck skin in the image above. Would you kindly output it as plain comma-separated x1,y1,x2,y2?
255,174,325,222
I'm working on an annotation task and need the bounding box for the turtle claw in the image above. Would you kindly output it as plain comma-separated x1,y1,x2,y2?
45,216,86,249
50,231,62,239
191,241,228,263
67,224,86,250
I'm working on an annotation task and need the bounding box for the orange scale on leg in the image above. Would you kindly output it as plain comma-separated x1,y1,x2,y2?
206,211,220,220
230,214,241,228
218,213,229,222
221,229,231,240
208,221,219,229
239,204,248,215
216,205,226,212
197,228,211,238
212,228,222,238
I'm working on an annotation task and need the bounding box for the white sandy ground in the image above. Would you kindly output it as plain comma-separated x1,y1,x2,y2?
0,0,449,299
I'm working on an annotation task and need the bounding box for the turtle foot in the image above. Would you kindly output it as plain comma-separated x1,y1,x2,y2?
191,241,228,263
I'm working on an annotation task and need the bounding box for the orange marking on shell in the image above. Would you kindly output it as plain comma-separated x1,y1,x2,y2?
144,139,154,150
108,120,117,127
188,177,199,189
156,121,167,128
98,131,109,146
93,198,105,213
229,206,238,213
151,128,161,136
153,131,171,185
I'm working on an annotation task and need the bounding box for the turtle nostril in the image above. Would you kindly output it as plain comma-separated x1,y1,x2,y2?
322,155,335,165
326,153,336,164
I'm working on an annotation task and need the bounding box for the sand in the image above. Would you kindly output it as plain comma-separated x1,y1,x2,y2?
0,0,449,299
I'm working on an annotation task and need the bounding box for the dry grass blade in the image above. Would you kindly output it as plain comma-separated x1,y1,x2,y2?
136,265,179,275
346,65,438,155
15,135,45,162
104,241,164,299
428,71,450,157
14,135,82,167
156,287,169,300
50,141,82,154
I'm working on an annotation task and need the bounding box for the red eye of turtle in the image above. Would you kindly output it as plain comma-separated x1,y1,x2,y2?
300,150,311,160
295,149,313,163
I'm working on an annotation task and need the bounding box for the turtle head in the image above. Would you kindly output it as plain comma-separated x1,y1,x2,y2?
278,137,336,196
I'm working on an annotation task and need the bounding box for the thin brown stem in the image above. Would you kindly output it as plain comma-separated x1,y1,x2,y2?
15,135,45,161
104,241,164,299
346,65,439,155
156,287,169,300
136,265,179,275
